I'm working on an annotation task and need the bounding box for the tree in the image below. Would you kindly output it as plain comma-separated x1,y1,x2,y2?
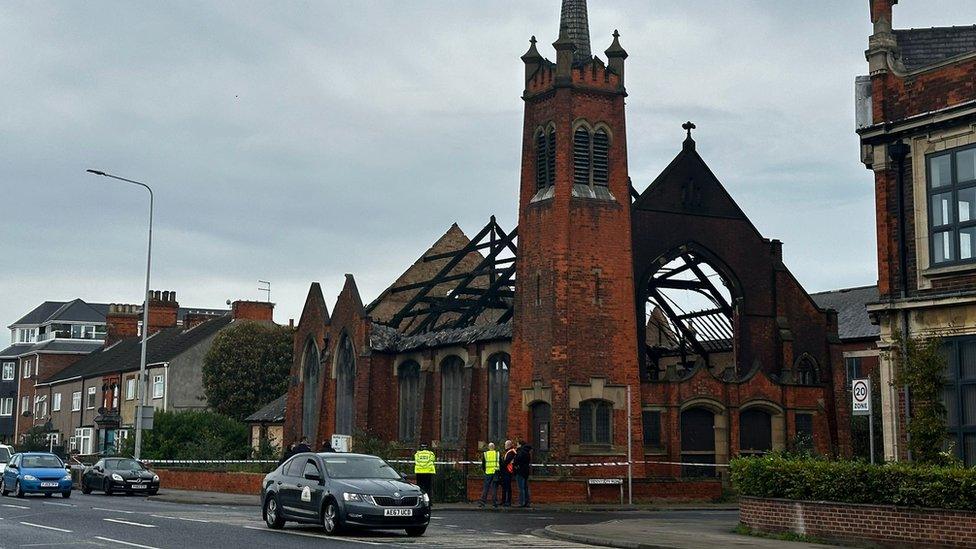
202,321,293,421
120,410,250,460
890,331,951,466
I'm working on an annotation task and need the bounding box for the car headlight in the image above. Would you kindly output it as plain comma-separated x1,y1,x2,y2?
422,492,430,505
152,475,159,482
112,473,124,482
63,473,72,481
342,493,374,504
23,475,38,481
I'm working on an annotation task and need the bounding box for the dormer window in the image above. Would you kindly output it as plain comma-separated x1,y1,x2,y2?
928,145,976,266
573,123,611,187
535,125,556,190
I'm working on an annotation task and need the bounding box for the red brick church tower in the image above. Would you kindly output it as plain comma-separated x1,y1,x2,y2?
511,0,643,463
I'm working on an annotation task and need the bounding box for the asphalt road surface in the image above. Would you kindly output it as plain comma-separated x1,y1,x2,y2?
0,492,738,548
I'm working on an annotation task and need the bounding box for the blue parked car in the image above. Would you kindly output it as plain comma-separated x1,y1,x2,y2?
0,452,73,499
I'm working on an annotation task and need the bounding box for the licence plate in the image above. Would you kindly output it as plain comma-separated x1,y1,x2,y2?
383,508,412,517
40,482,59,488
130,484,147,489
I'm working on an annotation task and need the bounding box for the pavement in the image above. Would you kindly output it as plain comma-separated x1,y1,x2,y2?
0,488,838,548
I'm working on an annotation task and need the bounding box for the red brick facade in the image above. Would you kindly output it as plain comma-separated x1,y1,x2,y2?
740,496,976,548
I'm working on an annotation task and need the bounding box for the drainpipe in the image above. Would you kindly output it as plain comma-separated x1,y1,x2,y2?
889,140,912,461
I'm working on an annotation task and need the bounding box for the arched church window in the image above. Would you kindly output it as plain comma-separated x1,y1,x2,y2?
440,356,464,444
573,127,591,186
487,353,510,443
580,399,612,445
397,361,420,442
535,126,556,190
301,340,320,440
573,124,612,187
335,334,356,435
796,355,819,385
593,128,609,186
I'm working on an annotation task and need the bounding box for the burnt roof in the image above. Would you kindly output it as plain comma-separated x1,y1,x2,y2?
895,26,976,71
370,321,511,353
245,394,287,423
40,315,234,385
810,285,880,342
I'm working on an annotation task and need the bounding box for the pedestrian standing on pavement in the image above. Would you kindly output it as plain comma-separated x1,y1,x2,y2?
414,443,436,499
294,437,312,454
478,442,500,507
320,438,335,453
514,439,533,508
279,442,297,465
496,439,516,507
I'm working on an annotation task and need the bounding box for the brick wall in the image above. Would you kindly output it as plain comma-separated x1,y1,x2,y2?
740,496,976,548
465,476,721,504
155,469,263,495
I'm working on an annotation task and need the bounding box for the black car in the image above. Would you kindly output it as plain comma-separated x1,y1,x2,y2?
261,453,430,536
81,457,159,495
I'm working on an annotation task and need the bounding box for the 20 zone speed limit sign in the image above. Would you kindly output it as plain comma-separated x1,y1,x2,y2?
852,378,871,416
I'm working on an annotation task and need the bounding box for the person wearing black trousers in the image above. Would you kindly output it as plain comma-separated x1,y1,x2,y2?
496,440,517,507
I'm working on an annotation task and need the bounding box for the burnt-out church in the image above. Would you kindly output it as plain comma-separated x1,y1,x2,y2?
283,0,852,479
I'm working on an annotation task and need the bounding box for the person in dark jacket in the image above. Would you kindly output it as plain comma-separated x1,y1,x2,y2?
496,440,516,507
279,442,297,465
294,437,312,454
514,439,533,507
320,438,335,453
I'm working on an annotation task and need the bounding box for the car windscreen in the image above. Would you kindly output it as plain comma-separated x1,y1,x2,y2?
0,448,10,463
21,455,63,469
321,456,401,480
105,459,144,471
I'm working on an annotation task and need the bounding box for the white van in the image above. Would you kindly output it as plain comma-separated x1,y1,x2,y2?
0,444,13,474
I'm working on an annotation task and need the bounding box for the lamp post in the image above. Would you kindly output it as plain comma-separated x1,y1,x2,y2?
86,169,153,461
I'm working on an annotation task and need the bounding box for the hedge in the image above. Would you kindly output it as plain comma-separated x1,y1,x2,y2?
730,454,976,511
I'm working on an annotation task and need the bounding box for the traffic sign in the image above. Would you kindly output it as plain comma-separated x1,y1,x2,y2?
852,378,871,416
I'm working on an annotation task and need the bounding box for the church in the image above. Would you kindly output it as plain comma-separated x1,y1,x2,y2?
283,0,852,483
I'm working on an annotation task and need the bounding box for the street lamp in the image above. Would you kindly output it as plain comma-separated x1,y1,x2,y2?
86,169,153,461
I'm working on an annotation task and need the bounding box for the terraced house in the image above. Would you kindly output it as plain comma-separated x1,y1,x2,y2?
282,0,872,492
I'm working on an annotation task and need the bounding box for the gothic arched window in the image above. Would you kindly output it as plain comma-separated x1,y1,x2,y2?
535,126,556,190
335,334,356,435
398,361,420,442
440,356,464,444
580,399,612,445
301,340,320,440
573,127,591,186
487,353,510,443
573,124,611,187
796,355,819,385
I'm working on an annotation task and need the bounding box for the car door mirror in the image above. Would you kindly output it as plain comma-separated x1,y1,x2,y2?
303,471,321,482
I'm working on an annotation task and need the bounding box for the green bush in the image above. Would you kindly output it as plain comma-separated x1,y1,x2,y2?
120,410,250,461
730,454,976,511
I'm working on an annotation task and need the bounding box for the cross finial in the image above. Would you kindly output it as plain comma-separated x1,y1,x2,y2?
682,121,696,139
613,29,620,39
530,35,537,45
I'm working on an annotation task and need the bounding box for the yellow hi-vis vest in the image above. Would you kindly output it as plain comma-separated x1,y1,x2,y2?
483,449,499,475
414,449,436,474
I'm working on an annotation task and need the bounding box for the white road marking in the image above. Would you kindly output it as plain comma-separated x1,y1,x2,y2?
94,536,161,549
19,521,72,533
2,503,30,509
42,501,74,507
103,518,157,528
242,525,382,545
92,507,136,514
150,514,210,523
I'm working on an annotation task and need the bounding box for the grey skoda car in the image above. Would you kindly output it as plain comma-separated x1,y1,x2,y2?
261,453,430,536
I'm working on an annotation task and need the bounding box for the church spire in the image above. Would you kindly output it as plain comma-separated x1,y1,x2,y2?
559,0,592,65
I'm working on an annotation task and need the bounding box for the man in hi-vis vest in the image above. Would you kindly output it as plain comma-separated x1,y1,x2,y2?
413,443,436,499
478,442,500,507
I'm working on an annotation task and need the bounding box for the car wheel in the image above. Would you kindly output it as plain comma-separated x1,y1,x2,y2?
321,500,343,536
61,491,71,499
103,479,113,496
81,481,92,495
0,477,7,497
405,526,427,537
148,489,158,496
264,495,285,529
15,481,25,498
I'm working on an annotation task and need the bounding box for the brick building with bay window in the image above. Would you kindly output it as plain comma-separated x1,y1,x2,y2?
283,0,863,484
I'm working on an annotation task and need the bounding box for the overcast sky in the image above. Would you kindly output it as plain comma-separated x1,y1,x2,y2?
2,1,975,347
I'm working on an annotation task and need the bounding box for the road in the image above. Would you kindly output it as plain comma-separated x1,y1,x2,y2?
0,492,740,548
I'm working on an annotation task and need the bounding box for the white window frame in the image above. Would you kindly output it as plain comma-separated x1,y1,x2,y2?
21,396,29,414
126,378,136,401
71,391,82,412
1,362,14,381
74,427,93,455
0,398,13,416
152,374,164,399
52,392,62,412
86,386,96,409
46,432,59,445
23,359,31,379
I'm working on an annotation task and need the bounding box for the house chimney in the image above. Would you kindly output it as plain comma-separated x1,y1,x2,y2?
105,304,140,347
147,289,179,334
231,300,275,322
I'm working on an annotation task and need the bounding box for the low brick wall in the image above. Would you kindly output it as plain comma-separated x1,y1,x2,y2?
155,469,263,495
740,496,976,548
465,476,722,504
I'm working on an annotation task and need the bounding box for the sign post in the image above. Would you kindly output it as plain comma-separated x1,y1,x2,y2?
852,378,873,464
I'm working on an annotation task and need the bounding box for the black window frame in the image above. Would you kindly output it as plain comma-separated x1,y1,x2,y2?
927,144,976,267
845,356,862,387
397,361,420,443
535,125,556,190
942,336,976,467
579,399,613,446
795,412,814,442
301,339,320,441
334,334,356,436
739,408,773,456
439,356,464,445
487,353,510,444
641,409,663,450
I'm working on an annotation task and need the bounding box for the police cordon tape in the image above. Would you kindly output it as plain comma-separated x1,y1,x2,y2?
142,459,728,468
